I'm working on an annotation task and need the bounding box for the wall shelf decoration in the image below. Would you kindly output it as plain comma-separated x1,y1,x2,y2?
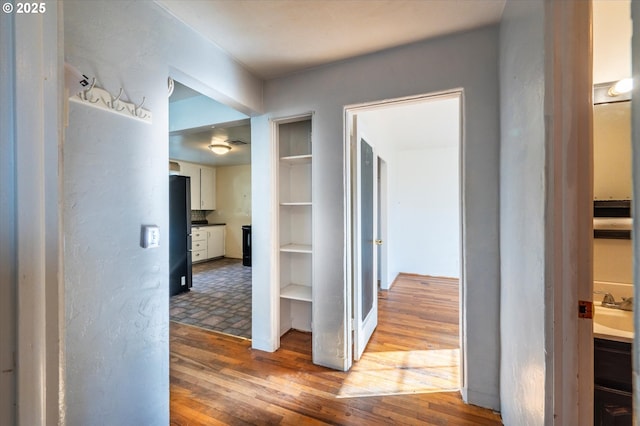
69,78,152,124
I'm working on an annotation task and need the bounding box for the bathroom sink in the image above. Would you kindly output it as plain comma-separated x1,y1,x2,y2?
594,304,634,342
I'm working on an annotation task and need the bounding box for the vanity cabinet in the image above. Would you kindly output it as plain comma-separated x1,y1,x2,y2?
594,338,632,425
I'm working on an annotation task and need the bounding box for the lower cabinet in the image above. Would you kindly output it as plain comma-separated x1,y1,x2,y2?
207,226,225,259
594,338,632,426
191,225,225,262
191,227,207,262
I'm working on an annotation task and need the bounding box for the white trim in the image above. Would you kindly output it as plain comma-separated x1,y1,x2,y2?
269,112,315,352
457,91,466,395
343,109,354,370
343,89,465,386
15,3,63,425
378,158,389,290
544,1,593,423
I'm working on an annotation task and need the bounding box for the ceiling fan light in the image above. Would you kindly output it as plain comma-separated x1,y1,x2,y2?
208,143,232,155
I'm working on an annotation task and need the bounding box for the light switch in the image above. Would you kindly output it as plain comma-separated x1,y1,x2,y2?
140,225,160,248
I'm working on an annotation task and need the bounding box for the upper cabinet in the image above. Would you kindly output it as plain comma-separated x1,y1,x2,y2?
178,161,202,208
200,166,216,210
172,160,216,210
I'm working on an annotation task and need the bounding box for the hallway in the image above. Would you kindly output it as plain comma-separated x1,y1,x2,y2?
170,274,502,425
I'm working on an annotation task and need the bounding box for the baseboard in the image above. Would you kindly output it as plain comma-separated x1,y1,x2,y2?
463,387,501,412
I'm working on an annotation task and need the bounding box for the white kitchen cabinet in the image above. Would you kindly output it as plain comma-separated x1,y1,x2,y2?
277,115,313,335
191,225,225,263
179,162,201,209
206,225,225,259
174,161,216,211
200,166,216,210
191,227,207,262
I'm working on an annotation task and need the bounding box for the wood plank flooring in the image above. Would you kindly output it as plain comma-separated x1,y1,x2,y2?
170,274,503,425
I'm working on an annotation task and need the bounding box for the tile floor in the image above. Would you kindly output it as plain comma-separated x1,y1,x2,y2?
170,258,252,339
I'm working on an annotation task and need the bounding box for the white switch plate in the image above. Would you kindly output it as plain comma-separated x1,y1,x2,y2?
141,225,160,248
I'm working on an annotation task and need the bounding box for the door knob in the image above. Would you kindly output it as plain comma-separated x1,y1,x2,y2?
375,239,383,245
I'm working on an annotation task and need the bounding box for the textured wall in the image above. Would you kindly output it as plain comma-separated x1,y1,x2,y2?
63,1,262,424
499,0,546,423
256,26,501,408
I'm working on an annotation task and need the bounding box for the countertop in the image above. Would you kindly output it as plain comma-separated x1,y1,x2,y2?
192,223,226,227
593,303,633,343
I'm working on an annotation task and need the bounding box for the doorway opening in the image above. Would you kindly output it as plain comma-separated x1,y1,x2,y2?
167,77,253,340
344,90,463,395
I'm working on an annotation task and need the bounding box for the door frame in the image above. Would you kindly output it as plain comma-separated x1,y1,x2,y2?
378,158,389,290
343,89,464,379
9,4,63,425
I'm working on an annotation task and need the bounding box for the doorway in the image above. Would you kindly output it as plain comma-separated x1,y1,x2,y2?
344,90,463,389
167,77,253,339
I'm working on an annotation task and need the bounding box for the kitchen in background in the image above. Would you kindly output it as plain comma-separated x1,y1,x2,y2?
167,80,253,339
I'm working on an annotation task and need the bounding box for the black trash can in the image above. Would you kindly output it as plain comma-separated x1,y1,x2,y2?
242,225,252,267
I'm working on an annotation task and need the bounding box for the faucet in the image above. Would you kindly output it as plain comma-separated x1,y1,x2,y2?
619,297,633,311
593,291,633,311
593,290,617,307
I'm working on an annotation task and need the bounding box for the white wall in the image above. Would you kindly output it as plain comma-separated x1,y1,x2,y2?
207,165,252,258
499,1,546,423
593,0,632,84
62,1,262,423
390,145,459,278
254,27,501,409
594,239,633,285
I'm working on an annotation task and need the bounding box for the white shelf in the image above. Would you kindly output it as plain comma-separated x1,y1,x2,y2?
280,243,312,253
280,154,312,164
280,284,312,302
280,202,312,206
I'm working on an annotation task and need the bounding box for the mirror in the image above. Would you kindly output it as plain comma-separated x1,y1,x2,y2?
593,99,631,202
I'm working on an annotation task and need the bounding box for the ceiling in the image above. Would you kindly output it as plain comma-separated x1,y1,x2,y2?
163,1,506,166
169,119,252,167
165,1,628,167
170,81,252,166
156,0,506,80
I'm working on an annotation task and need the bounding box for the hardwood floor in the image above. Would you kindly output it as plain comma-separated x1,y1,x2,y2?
170,274,503,425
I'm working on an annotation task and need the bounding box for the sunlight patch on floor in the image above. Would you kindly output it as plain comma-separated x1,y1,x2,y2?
336,348,459,398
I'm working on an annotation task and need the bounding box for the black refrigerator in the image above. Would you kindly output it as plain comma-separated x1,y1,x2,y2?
169,175,192,296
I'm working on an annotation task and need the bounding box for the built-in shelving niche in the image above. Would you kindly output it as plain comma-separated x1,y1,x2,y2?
276,116,313,337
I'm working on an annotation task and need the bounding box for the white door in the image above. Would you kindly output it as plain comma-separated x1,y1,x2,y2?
353,115,378,361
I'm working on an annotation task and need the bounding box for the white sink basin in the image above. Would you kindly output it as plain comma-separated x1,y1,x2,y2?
594,304,634,342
